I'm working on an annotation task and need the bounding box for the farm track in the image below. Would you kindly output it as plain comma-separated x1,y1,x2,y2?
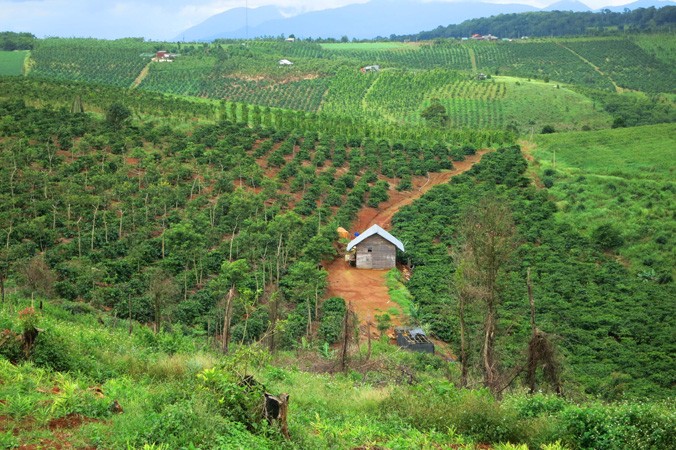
325,150,490,329
468,48,478,72
131,62,151,89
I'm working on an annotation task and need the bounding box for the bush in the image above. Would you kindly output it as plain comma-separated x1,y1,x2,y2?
591,224,624,251
319,297,346,344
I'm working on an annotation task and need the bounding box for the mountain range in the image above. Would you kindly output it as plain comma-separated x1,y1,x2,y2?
176,0,676,41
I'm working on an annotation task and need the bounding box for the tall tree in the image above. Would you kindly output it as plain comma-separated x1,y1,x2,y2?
147,268,179,334
455,197,517,395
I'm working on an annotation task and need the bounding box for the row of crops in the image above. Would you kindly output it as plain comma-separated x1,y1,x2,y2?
562,38,676,93
471,41,616,90
29,38,153,88
141,68,330,112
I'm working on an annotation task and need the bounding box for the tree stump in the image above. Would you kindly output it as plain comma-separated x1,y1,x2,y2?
264,392,290,439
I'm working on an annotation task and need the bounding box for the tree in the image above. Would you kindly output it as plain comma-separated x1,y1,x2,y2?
213,259,250,353
455,197,517,395
421,99,449,127
106,103,131,129
592,223,624,251
280,261,327,337
147,268,179,334
18,255,56,308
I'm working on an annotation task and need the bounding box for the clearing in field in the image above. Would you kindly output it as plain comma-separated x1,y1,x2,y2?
0,50,27,76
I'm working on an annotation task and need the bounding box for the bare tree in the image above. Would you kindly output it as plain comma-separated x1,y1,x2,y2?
147,268,179,334
18,255,56,308
456,197,517,395
525,268,562,394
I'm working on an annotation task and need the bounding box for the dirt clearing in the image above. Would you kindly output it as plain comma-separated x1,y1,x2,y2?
326,151,489,326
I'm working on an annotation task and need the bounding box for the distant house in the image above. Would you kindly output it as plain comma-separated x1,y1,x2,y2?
471,33,498,41
346,224,404,269
361,65,380,73
278,59,294,66
153,50,177,62
285,37,295,42
477,73,487,80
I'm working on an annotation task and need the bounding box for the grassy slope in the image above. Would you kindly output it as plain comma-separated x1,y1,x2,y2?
498,76,611,132
532,124,676,276
632,34,676,68
0,51,27,76
2,299,674,449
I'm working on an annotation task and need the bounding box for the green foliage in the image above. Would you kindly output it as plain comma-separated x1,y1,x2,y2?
105,102,132,129
0,51,27,76
318,297,346,344
421,99,449,127
393,145,675,399
591,224,624,251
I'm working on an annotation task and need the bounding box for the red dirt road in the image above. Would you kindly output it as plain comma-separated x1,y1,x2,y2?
326,151,489,326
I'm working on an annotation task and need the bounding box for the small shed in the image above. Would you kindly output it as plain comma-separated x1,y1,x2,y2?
346,224,404,269
395,327,435,354
278,59,294,66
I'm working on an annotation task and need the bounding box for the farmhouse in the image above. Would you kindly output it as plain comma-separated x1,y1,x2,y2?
361,65,380,73
278,59,294,66
346,224,404,269
153,51,177,62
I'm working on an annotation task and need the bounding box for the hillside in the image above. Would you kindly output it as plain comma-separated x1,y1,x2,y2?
402,5,676,40
1,300,673,448
16,34,676,135
0,28,675,449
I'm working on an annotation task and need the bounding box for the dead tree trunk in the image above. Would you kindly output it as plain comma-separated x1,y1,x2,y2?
264,393,290,439
222,287,235,354
340,303,353,373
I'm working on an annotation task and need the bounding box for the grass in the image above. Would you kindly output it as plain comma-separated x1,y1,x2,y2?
532,123,676,276
497,76,612,132
0,51,28,76
386,269,415,317
1,298,674,448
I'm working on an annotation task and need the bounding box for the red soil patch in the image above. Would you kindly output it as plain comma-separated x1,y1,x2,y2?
326,151,490,327
325,260,402,327
48,414,97,431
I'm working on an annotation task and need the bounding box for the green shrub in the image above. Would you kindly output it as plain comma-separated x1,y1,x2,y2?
591,223,624,251
319,297,346,344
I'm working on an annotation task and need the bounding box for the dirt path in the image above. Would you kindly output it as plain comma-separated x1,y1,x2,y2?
325,150,490,327
131,63,151,89
468,47,478,72
353,150,488,232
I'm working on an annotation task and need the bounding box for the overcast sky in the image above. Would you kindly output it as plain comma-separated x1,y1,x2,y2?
0,0,652,41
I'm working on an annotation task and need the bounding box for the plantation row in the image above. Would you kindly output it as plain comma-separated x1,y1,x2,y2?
0,94,492,368
392,147,675,400
562,38,676,93
29,38,152,88
141,66,330,112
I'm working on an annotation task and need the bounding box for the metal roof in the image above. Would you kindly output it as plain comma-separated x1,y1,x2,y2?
346,224,405,252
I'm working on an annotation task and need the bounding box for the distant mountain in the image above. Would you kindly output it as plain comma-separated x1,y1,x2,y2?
176,6,285,42
178,0,538,41
177,0,676,42
599,0,676,12
544,1,592,12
